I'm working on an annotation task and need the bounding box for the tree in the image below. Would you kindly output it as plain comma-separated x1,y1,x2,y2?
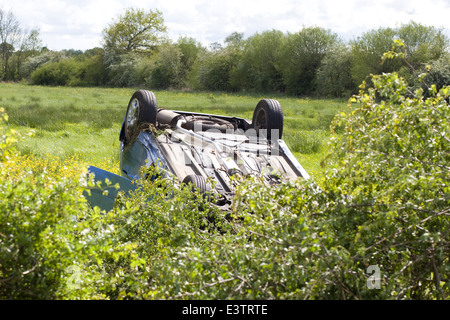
350,22,449,87
229,30,285,92
0,9,20,80
102,8,167,54
13,27,42,80
397,21,449,71
278,27,339,95
176,36,204,73
149,41,184,89
350,27,399,87
190,32,243,92
224,32,245,47
193,50,237,91
316,43,354,97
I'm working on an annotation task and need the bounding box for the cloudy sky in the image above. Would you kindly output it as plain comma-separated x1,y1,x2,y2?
1,0,449,51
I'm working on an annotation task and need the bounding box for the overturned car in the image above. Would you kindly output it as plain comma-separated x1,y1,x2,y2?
86,90,309,211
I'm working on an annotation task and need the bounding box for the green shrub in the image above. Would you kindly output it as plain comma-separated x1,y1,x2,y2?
0,108,105,299
98,71,449,300
414,53,450,95
1,62,448,299
30,59,82,86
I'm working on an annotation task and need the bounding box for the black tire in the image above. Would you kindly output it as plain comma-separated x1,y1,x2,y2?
251,99,283,140
182,174,211,194
182,116,235,133
124,90,158,143
182,174,213,211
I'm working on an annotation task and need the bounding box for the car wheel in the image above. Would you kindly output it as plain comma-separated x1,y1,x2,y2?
124,90,158,143
182,174,211,194
251,99,283,140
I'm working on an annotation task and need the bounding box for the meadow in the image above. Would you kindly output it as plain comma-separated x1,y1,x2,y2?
0,82,348,180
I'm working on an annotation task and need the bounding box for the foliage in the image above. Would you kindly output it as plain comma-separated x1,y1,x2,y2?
0,8,42,81
0,108,20,161
350,23,449,88
3,12,447,98
278,27,339,95
191,49,238,91
21,50,65,80
320,71,449,299
148,42,184,89
0,108,98,299
413,53,450,95
1,42,449,299
29,49,106,87
396,21,449,71
229,30,285,93
102,8,167,54
30,58,82,86
104,52,141,87
316,44,355,98
350,27,400,86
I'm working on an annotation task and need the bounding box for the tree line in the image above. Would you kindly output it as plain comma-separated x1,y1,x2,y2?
1,8,449,97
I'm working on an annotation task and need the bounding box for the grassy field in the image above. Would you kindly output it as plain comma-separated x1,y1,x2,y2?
0,82,348,180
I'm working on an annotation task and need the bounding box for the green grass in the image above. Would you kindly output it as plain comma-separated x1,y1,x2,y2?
0,83,348,180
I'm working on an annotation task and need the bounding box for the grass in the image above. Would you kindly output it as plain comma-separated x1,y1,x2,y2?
0,83,349,180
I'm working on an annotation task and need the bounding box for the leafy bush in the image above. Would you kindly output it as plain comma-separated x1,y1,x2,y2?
29,52,107,87
229,30,285,93
104,52,141,87
316,44,355,98
30,58,81,86
191,50,237,91
148,42,184,89
278,27,339,95
413,53,450,95
319,72,449,299
1,58,448,299
0,109,87,298
0,108,110,299
88,68,449,299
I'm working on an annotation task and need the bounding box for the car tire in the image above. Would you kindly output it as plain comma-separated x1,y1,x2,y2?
182,174,211,194
182,174,213,211
124,90,158,143
251,99,283,140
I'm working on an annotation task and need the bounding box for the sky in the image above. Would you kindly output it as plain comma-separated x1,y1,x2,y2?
1,0,449,51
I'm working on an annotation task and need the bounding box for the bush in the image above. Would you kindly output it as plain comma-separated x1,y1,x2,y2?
320,72,449,299
88,68,448,300
30,58,81,86
0,109,92,299
148,42,184,89
316,44,355,98
229,30,285,93
278,27,339,95
1,60,448,299
191,50,237,91
0,109,111,299
413,53,450,95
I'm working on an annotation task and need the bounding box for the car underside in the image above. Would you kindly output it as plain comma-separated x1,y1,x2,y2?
85,90,309,211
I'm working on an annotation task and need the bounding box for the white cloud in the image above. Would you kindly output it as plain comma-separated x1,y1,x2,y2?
0,0,449,51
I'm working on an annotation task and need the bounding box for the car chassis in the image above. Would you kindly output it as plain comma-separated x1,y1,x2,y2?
85,90,309,211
